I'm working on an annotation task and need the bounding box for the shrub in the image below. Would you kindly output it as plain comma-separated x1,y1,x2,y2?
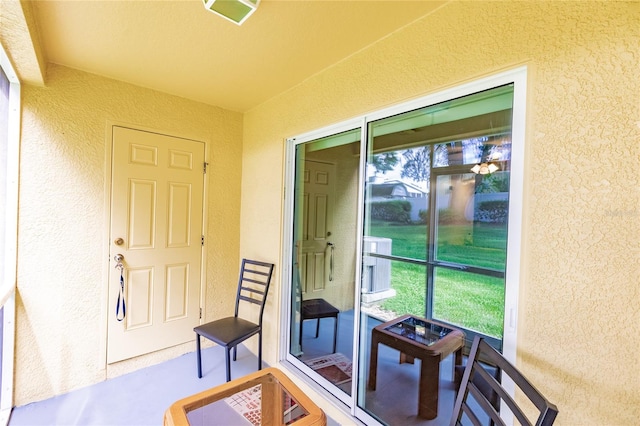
438,208,465,224
418,209,429,224
370,200,412,223
475,200,509,223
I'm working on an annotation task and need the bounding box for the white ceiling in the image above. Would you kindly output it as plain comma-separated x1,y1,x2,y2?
27,0,445,112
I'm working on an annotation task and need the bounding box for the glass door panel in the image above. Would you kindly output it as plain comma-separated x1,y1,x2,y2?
357,85,514,423
288,128,361,398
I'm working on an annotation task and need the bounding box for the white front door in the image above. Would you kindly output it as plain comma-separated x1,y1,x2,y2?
300,160,335,299
107,126,205,363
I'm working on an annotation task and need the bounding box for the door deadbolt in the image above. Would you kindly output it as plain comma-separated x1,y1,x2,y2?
114,238,124,246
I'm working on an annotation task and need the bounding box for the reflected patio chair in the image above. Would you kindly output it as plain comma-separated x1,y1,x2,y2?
194,259,275,382
300,298,339,354
451,336,558,426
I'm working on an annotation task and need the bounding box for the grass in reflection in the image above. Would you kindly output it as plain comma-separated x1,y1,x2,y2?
369,222,506,338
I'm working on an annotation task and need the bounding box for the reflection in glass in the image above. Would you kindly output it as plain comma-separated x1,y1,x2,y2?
361,259,427,321
433,267,505,338
358,85,514,424
289,128,361,397
434,172,509,270
383,316,452,346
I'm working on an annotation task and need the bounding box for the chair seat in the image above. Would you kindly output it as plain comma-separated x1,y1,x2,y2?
195,317,260,346
300,298,339,353
302,298,339,319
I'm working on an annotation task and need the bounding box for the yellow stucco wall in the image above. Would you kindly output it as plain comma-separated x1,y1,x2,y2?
16,64,244,405
242,2,639,425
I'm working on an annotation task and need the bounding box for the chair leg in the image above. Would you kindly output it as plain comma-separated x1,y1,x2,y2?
315,318,320,338
233,345,237,361
225,347,231,382
332,315,338,353
196,333,202,378
258,330,263,371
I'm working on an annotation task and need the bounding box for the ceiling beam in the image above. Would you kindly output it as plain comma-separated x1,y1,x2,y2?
0,0,46,86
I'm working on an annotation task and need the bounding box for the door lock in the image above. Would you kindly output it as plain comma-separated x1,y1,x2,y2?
114,254,124,263
114,238,124,246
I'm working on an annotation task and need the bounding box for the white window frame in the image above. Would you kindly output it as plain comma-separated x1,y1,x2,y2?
280,66,528,425
0,43,21,425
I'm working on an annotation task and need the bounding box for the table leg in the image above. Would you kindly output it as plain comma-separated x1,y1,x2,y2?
399,352,415,364
299,318,304,352
368,336,379,390
453,347,463,382
196,334,202,378
418,356,439,419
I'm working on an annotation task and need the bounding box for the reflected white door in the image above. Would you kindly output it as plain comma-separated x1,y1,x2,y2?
300,161,335,299
107,126,205,363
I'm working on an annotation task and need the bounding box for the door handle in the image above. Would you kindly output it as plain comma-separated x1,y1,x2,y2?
114,254,124,263
326,242,334,281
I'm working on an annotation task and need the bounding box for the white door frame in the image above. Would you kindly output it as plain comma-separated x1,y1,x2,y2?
100,122,209,368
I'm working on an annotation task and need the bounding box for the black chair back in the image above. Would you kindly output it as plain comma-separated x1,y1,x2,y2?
451,336,558,426
234,259,274,324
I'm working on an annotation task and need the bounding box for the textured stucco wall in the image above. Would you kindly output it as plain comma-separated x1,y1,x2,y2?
242,2,639,425
16,64,243,405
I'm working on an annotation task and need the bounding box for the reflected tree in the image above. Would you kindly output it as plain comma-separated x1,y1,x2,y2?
401,147,430,182
371,152,399,175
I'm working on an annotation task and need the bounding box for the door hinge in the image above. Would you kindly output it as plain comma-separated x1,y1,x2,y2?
203,162,209,173
199,308,202,319
201,235,205,246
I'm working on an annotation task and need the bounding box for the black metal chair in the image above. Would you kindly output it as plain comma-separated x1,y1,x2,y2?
455,358,501,426
194,259,274,382
300,298,339,353
451,336,558,426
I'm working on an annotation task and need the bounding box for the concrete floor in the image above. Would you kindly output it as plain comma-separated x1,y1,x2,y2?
9,313,461,426
9,345,268,426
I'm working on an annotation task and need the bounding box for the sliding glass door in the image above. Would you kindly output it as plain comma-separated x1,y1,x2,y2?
355,85,514,423
284,68,527,425
287,126,362,402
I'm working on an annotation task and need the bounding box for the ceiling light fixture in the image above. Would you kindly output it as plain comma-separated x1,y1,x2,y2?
203,0,259,25
471,162,499,175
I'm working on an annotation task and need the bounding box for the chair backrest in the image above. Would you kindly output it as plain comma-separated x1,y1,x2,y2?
451,336,558,426
234,259,275,325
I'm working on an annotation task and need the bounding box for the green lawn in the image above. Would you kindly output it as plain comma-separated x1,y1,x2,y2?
368,222,506,338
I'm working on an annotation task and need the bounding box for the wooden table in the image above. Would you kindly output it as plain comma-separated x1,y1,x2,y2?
164,367,326,426
367,315,464,420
